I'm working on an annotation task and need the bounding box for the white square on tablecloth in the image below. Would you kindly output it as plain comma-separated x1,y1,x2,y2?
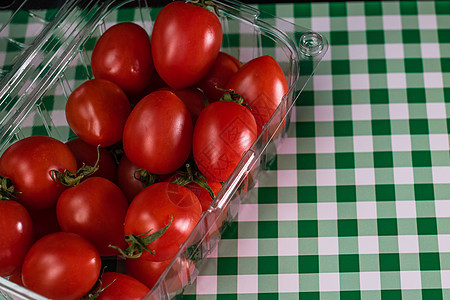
349,44,368,60
353,135,374,152
438,235,450,253
357,201,377,219
277,170,298,187
279,273,299,293
391,135,412,151
278,238,299,256
432,167,450,184
315,105,334,122
435,200,450,217
441,270,450,289
347,16,366,31
278,203,298,221
358,236,379,254
355,168,376,185
316,169,337,186
238,238,258,257
423,72,444,88
317,202,338,220
429,134,450,151
384,43,405,59
237,275,258,293
196,276,217,294
395,200,417,218
238,204,258,222
350,74,370,90
387,73,407,89
400,271,422,290
418,15,438,30
383,15,402,30
398,235,419,253
352,104,372,121
315,136,335,153
311,16,330,32
360,272,381,290
421,43,441,58
319,273,340,291
318,236,339,255
313,75,333,91
389,103,410,120
426,102,447,119
393,167,415,185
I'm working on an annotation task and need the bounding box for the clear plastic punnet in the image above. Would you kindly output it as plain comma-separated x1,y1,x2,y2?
0,0,328,299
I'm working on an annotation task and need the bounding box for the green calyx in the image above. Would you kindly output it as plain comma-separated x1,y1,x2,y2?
134,168,156,188
50,145,101,187
110,215,173,259
188,0,215,9
0,176,19,200
172,163,216,200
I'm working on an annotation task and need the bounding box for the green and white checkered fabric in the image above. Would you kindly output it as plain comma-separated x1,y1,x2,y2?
1,1,450,299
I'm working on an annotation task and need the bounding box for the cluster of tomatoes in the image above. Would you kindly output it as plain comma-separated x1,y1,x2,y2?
0,1,288,299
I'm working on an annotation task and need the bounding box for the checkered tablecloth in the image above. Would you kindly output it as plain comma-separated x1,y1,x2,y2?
1,1,450,299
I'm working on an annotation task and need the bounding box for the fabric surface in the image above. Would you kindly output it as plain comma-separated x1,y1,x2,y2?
0,1,449,299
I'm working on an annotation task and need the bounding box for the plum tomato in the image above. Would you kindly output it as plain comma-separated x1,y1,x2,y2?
170,87,207,125
117,154,153,203
151,1,222,89
122,90,193,175
225,55,289,136
91,22,154,97
193,101,257,182
65,78,131,147
0,136,77,210
0,199,33,277
95,272,150,300
123,182,202,262
65,137,118,183
196,51,241,103
28,205,61,242
21,232,101,300
56,177,129,256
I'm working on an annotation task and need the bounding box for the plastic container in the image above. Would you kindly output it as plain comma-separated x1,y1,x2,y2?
0,0,328,299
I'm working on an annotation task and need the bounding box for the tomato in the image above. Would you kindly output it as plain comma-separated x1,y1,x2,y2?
28,205,61,242
123,90,193,175
91,22,154,97
225,55,289,136
21,232,101,300
8,271,24,286
123,182,202,262
0,199,33,277
151,1,222,89
117,155,149,203
170,87,206,125
56,177,129,256
196,51,241,103
193,101,257,182
66,137,118,183
94,272,149,300
66,78,131,147
126,255,194,293
0,136,77,210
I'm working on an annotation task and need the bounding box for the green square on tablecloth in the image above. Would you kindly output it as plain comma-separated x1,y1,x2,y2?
338,219,358,236
339,254,360,272
419,253,441,271
258,256,278,274
298,220,318,237
417,217,438,235
364,1,383,16
438,29,450,43
377,218,398,235
379,253,401,271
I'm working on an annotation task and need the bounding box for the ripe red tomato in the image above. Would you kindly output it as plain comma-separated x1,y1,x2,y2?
122,90,193,175
193,101,257,182
56,177,129,256
91,22,154,97
0,200,33,277
95,272,149,300
0,136,77,210
21,232,101,300
196,51,241,102
124,182,202,262
151,1,222,89
66,78,131,147
126,255,194,293
66,137,118,183
170,87,206,125
117,154,149,203
225,55,289,136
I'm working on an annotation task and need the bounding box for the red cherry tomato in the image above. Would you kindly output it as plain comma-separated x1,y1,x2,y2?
66,78,131,147
170,87,206,125
95,272,149,300
126,255,194,293
226,55,289,136
124,182,202,262
117,154,148,203
66,137,118,183
56,177,129,256
0,136,77,210
0,200,33,277
21,232,101,300
193,101,257,182
123,90,193,175
196,51,241,102
91,22,154,97
151,1,222,89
